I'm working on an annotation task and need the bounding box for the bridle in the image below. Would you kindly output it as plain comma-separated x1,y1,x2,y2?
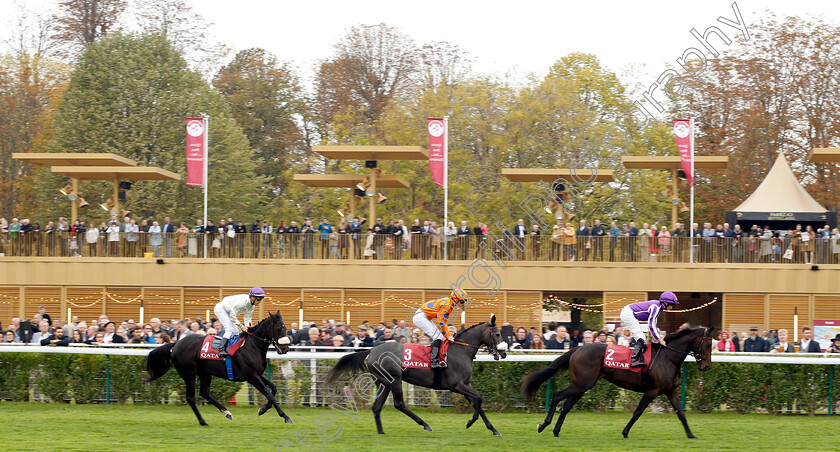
660,331,712,362
452,325,507,360
242,317,289,354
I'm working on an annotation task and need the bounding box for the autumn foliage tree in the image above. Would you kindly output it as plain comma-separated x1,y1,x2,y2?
681,14,840,220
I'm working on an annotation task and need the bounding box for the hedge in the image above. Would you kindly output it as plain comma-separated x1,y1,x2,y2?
2,352,839,414
0,353,241,405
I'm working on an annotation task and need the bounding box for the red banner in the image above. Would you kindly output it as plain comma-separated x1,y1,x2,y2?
186,118,205,187
427,118,445,187
673,119,693,186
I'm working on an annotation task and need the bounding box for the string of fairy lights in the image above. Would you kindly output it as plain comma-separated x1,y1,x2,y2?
544,294,719,314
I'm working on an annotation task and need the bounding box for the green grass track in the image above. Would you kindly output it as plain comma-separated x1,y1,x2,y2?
3,402,839,451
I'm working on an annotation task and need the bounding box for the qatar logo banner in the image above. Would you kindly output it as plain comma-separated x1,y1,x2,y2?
673,119,693,186
186,118,205,187
427,118,445,187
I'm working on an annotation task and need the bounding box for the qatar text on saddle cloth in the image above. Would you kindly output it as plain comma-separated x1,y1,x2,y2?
199,334,246,360
401,341,450,369
603,344,652,373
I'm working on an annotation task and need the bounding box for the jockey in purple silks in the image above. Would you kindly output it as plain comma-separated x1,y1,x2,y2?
620,291,679,367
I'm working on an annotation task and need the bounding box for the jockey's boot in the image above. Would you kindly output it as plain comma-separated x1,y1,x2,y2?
218,337,230,358
631,340,646,368
430,339,446,369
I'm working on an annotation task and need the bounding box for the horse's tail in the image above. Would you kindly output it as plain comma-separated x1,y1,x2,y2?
520,348,576,401
324,350,370,385
144,342,176,382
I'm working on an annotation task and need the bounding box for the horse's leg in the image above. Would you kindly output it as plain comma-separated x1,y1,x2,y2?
538,386,575,433
258,375,278,416
551,390,586,437
198,373,232,420
390,380,432,432
666,387,696,439
452,382,500,436
372,383,391,435
248,375,293,423
622,389,659,438
182,372,207,426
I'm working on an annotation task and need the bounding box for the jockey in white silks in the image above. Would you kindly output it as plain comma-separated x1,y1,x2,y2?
214,287,265,357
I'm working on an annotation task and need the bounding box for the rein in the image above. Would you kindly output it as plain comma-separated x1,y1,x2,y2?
659,335,711,360
452,340,480,349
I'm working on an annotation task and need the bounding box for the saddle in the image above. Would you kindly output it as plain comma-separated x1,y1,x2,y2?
200,333,245,361
603,344,652,373
401,341,450,369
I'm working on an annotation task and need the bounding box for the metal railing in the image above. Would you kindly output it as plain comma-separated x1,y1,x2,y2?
1,231,838,264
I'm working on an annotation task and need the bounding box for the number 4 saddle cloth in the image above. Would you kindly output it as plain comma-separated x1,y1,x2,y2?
603,344,652,373
401,341,451,369
199,333,246,360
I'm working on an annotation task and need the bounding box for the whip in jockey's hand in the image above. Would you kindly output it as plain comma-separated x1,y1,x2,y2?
412,289,469,369
619,291,679,368
213,287,265,358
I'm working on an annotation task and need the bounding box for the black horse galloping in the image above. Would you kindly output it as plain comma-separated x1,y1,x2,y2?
145,310,292,425
325,315,508,436
521,327,713,438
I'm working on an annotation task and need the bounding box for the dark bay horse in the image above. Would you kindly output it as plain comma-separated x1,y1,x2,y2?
521,327,713,438
145,310,292,425
325,315,508,436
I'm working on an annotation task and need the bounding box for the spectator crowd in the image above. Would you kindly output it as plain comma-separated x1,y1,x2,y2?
3,215,839,264
3,307,840,355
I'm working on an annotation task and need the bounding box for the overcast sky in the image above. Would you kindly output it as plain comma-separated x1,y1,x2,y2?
2,0,838,89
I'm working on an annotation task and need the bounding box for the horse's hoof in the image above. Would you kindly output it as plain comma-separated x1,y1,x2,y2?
224,410,233,420
622,432,629,439
200,422,208,426
537,423,546,433
378,432,385,435
553,432,559,438
466,420,475,429
492,430,502,437
285,418,294,424
258,408,268,416
423,424,433,432
688,434,697,439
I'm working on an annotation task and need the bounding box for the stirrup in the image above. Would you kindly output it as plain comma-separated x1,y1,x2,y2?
218,338,230,357
431,359,446,369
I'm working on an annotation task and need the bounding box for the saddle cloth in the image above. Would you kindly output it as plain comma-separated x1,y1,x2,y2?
402,341,450,369
604,344,652,373
199,334,245,360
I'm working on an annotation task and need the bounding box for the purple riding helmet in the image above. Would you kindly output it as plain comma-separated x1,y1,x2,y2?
249,287,266,298
659,291,679,304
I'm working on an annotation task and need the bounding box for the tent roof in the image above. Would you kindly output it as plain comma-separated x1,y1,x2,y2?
733,153,826,213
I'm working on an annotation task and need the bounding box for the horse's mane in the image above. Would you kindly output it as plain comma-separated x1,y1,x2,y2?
454,320,490,340
247,313,275,333
664,327,705,343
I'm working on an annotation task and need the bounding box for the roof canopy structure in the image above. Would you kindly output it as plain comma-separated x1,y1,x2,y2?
50,166,180,181
12,152,137,167
808,148,840,163
501,168,615,183
725,152,834,228
293,174,409,188
311,146,428,161
621,155,729,169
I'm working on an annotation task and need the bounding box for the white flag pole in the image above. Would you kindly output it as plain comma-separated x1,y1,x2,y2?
203,115,209,258
689,118,695,264
443,116,449,261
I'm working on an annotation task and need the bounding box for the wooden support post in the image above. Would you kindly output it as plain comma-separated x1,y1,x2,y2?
70,178,79,224
369,167,376,226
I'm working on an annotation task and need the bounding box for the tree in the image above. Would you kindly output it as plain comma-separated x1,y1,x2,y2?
0,6,71,217
213,48,309,208
44,32,266,222
314,23,418,142
681,14,840,219
130,0,230,76
51,0,127,58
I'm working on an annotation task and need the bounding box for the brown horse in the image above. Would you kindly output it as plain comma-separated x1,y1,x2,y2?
521,327,713,438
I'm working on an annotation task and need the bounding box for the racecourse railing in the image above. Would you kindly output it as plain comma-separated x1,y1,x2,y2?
2,231,839,264
2,344,839,413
